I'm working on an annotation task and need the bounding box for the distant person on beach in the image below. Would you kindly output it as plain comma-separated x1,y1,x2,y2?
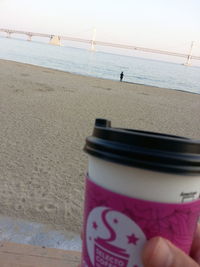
120,71,124,82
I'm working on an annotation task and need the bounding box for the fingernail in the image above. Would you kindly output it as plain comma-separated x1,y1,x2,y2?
143,237,173,267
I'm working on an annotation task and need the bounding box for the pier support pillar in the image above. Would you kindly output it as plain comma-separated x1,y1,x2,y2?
6,32,11,38
184,41,194,66
184,55,192,66
49,35,61,46
27,34,32,41
90,28,96,52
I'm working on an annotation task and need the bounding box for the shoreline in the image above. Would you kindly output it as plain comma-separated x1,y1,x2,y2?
123,80,200,96
1,58,199,96
0,58,199,233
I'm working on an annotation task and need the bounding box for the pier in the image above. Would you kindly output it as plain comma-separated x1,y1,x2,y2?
0,28,199,65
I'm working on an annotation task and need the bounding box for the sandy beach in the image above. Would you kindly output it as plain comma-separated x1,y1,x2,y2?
0,59,199,233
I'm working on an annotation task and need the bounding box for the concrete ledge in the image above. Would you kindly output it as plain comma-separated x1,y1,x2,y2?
0,215,81,251
0,241,81,267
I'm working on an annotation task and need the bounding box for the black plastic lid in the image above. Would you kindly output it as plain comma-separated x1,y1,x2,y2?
84,118,200,175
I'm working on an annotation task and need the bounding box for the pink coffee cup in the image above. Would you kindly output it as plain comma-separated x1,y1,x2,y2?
81,119,200,267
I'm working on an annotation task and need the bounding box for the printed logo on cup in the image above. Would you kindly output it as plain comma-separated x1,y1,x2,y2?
86,207,146,267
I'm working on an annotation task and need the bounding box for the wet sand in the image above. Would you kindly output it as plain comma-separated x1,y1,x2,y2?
0,59,199,232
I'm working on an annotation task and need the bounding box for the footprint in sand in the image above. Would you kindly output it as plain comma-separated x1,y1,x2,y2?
35,83,54,92
13,88,24,93
94,86,112,91
21,73,30,77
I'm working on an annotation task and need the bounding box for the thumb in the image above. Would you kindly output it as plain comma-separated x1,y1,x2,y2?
142,237,199,267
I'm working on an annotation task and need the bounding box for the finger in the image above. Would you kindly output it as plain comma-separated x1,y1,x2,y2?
190,224,200,264
142,237,199,267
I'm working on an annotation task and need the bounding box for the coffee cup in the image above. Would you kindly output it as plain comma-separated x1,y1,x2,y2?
81,118,200,267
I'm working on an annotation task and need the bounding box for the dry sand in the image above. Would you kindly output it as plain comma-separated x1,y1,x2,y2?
0,59,199,233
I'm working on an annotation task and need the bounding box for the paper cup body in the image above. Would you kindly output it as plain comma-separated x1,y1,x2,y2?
81,119,200,267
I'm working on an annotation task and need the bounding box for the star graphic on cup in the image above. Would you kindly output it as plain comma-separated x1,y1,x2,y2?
92,221,98,230
127,233,139,245
113,218,118,224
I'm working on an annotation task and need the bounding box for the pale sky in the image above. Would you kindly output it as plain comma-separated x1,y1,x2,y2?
1,0,200,55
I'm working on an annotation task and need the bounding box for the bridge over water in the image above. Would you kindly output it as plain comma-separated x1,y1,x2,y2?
0,28,199,66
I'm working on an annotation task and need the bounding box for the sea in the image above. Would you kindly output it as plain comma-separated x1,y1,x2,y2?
0,36,200,94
